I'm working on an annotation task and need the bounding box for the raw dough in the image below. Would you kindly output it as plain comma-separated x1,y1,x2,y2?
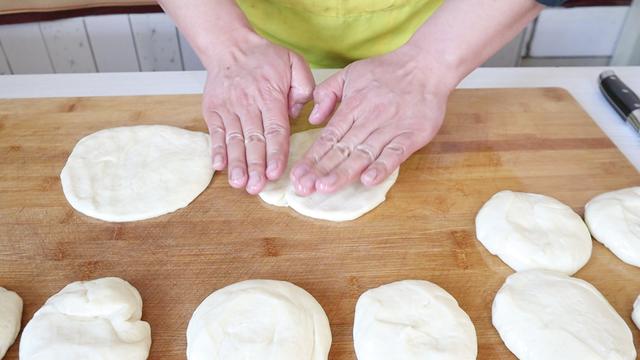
492,270,636,360
61,125,214,222
633,295,640,330
584,187,640,267
259,129,399,222
20,277,151,360
0,287,22,359
186,279,331,360
353,280,477,360
475,190,592,274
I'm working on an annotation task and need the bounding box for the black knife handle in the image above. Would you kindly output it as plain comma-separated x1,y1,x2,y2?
599,70,640,120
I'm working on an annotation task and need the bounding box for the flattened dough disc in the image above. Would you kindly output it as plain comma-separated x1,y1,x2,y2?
259,129,399,222
354,280,477,360
0,287,22,358
475,190,592,274
186,279,331,360
492,270,636,360
585,187,640,267
61,125,214,222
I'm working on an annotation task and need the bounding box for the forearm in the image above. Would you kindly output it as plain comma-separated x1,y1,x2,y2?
157,0,254,68
405,0,543,91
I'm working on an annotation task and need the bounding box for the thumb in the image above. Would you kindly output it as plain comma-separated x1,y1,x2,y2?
288,52,314,119
308,69,345,125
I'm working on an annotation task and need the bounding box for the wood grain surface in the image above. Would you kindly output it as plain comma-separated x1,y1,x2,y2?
0,88,639,359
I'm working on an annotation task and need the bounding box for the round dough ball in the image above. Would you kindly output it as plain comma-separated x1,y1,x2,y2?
187,279,331,360
0,287,22,358
61,125,214,222
259,129,399,222
475,190,592,274
20,277,151,360
633,295,640,330
354,280,477,360
492,270,636,360
585,187,640,267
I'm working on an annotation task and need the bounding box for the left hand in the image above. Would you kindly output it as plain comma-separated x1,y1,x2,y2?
289,46,453,196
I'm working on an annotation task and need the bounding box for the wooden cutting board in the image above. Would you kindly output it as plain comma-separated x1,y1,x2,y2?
1,88,639,359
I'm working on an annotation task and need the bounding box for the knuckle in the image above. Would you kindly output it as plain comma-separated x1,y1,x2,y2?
208,124,225,137
264,123,288,139
244,132,266,145
386,143,407,157
354,143,377,162
296,83,314,97
313,86,332,100
332,142,352,159
334,166,354,181
247,160,266,168
211,143,226,153
319,127,341,144
225,131,244,145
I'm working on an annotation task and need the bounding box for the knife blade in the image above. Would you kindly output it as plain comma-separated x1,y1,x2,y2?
598,70,640,133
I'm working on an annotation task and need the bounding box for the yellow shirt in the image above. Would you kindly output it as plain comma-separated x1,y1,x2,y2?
236,0,443,68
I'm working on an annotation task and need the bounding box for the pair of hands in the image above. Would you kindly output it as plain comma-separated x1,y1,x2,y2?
203,30,450,196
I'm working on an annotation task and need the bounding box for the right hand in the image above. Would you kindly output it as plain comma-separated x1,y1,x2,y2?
202,30,314,194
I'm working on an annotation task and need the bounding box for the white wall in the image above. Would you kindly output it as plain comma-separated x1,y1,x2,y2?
0,5,633,74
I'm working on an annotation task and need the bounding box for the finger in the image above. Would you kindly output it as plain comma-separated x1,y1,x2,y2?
223,113,248,189
308,70,345,125
203,109,227,170
290,108,355,195
309,107,379,179
288,52,314,119
361,133,415,187
237,107,267,195
315,129,390,193
261,95,290,181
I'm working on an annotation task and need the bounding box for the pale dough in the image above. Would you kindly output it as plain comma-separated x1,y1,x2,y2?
61,125,214,222
492,270,636,360
20,277,151,360
259,129,399,222
0,287,22,359
353,280,477,360
475,190,592,274
585,187,640,267
186,279,331,360
633,295,640,330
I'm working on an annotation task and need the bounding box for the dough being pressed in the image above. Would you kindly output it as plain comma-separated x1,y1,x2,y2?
61,125,214,222
20,277,151,360
633,295,640,330
353,280,477,360
584,187,640,267
187,279,331,360
0,287,22,359
475,190,592,274
259,129,399,222
492,270,636,360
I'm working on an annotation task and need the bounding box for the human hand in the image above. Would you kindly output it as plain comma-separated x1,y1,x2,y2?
290,47,453,196
202,30,314,194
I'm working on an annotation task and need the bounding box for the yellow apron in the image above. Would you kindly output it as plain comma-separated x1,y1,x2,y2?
236,0,443,68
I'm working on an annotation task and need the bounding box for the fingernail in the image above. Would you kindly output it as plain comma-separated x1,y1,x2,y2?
300,174,316,191
291,104,303,118
309,104,320,122
266,160,279,175
363,168,377,184
291,164,309,180
318,173,338,190
213,154,224,168
230,168,244,183
247,171,262,189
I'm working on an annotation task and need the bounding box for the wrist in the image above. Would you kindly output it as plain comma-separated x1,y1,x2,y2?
391,43,460,95
193,24,258,70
